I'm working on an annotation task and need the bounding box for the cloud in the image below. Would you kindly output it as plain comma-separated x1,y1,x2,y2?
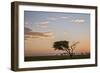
24,23,55,39
36,21,49,28
71,19,85,23
48,17,57,21
25,21,29,25
47,16,68,21
61,16,68,19
44,32,53,36
39,21,49,24
24,27,32,32
25,32,53,37
25,32,55,39
24,21,33,29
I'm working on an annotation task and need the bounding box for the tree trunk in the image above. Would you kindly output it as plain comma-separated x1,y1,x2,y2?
69,53,73,58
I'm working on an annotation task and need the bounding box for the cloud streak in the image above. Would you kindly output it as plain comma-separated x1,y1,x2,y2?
38,21,49,25
25,32,53,37
60,16,68,19
24,27,32,32
70,19,85,23
48,17,57,21
24,27,54,39
25,32,54,39
47,16,68,21
36,21,49,28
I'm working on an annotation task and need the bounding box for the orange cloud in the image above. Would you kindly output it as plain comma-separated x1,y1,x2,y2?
24,27,54,39
25,32,55,39
25,32,53,37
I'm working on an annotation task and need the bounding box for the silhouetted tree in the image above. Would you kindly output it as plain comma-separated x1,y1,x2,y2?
53,40,79,58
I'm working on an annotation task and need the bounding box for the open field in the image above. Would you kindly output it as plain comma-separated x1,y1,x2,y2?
25,54,90,61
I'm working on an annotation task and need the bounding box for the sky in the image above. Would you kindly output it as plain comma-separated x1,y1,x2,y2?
24,11,90,57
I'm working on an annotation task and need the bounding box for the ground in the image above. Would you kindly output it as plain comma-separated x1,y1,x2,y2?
25,54,90,61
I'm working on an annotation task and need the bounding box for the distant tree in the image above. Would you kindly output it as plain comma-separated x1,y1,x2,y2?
53,40,79,58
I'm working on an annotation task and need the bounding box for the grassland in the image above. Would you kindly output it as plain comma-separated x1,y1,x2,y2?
24,54,90,61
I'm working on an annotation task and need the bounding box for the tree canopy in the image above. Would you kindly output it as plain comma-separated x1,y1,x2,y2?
53,40,79,58
53,40,69,50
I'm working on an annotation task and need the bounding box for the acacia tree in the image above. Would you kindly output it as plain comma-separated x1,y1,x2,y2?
53,40,79,58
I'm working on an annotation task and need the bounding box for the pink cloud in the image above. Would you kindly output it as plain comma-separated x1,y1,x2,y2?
25,32,55,39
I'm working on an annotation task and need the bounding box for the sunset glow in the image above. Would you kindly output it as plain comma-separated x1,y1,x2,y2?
24,11,90,57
